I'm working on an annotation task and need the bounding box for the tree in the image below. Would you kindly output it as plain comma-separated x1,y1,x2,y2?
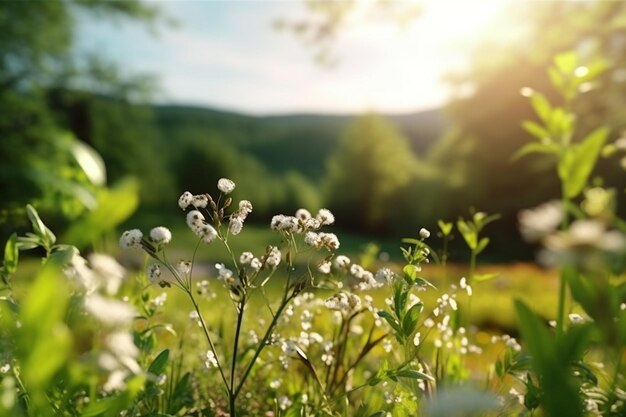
324,114,418,232
0,0,161,231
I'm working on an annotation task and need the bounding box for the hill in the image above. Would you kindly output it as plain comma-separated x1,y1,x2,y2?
153,105,447,179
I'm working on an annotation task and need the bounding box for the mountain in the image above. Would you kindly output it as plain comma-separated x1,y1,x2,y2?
153,105,447,178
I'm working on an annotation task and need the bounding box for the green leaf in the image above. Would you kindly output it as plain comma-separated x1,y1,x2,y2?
512,141,560,161
69,139,107,186
554,51,578,75
63,178,139,248
522,120,550,140
48,245,79,266
403,264,418,285
401,303,423,335
19,267,72,389
377,310,402,334
393,283,408,316
3,233,18,274
529,92,553,124
148,349,170,376
437,220,453,236
558,127,609,199
456,219,476,250
394,369,435,381
81,395,126,417
475,237,490,255
25,204,55,246
474,272,499,283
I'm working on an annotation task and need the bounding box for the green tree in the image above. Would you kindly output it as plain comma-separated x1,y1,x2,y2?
0,0,161,230
324,114,418,232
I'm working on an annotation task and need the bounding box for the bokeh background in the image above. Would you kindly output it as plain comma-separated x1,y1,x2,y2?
2,0,626,261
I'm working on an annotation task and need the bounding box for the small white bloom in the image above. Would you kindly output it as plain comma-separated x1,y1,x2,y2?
334,255,350,269
375,267,394,284
150,226,172,245
178,191,193,210
304,231,322,248
265,246,281,268
204,350,219,369
119,229,143,249
85,294,136,326
250,257,262,271
295,208,312,220
229,216,244,235
191,194,208,209
240,251,254,265
238,200,253,216
177,260,191,276
316,208,335,226
217,178,235,194
568,313,585,324
147,264,161,283
419,228,430,239
519,201,563,242
413,332,421,347
318,261,331,274
320,232,340,250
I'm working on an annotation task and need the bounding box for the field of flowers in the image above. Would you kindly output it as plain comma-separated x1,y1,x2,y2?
2,52,626,417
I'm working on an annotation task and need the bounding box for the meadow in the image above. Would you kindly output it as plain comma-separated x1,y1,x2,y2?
3,2,626,416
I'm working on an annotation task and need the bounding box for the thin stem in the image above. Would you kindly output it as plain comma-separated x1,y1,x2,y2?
234,291,293,398
556,191,570,338
230,297,246,392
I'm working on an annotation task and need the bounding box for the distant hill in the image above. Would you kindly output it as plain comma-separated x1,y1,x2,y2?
153,105,447,178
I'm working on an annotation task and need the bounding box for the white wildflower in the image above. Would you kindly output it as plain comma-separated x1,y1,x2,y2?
87,253,126,295
295,208,312,220
250,257,262,271
85,294,136,327
217,178,235,194
419,228,430,239
375,267,394,284
177,260,191,276
178,191,193,210
240,251,254,265
191,194,208,209
316,208,335,225
304,231,322,248
119,229,143,249
334,255,350,269
229,216,244,235
204,350,219,369
320,232,340,250
150,226,172,246
519,201,563,242
318,261,331,274
238,200,253,216
147,264,161,284
413,332,421,347
265,246,281,268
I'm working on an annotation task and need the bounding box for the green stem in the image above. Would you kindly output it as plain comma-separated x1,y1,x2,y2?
234,291,293,398
556,191,570,339
229,297,246,416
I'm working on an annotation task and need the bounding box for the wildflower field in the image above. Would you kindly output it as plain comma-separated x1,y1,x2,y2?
3,2,626,416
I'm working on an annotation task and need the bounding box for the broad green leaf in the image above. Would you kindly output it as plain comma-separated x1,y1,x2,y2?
403,264,418,284
558,127,608,198
69,139,107,186
393,283,408,316
3,233,18,274
19,267,71,389
48,245,79,266
401,303,423,335
63,178,139,248
148,349,170,376
515,300,583,417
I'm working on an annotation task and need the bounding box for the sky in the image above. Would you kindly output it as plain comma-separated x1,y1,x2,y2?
77,0,517,115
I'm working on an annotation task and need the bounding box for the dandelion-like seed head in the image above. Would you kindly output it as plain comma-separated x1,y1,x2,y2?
120,229,143,249
316,208,335,226
150,226,172,246
217,178,236,194
178,191,193,210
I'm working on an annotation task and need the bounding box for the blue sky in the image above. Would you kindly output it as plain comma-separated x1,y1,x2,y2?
76,1,515,115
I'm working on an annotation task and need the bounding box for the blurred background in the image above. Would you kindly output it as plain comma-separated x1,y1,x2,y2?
2,0,626,261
